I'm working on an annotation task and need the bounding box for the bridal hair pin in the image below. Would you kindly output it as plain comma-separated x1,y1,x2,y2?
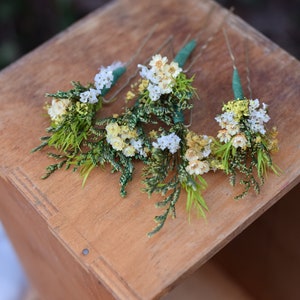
60,8,217,197
31,27,156,155
74,37,200,198
213,29,280,199
140,10,235,237
31,62,126,154
31,29,198,184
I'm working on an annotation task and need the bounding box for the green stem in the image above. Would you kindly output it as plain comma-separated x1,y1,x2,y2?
232,68,244,100
174,39,197,68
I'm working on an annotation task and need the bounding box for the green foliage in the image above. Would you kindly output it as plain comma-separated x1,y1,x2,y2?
214,132,278,199
32,81,101,153
144,124,209,236
182,173,208,219
144,147,182,237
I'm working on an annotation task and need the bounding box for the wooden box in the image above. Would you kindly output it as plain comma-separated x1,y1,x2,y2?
0,0,299,299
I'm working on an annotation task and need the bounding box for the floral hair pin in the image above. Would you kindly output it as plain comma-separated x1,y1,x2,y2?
32,61,126,154
32,29,157,177
144,123,217,236
114,14,231,236
214,30,280,199
73,38,199,198
138,16,238,236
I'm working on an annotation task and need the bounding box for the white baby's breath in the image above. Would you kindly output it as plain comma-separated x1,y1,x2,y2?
138,54,182,101
152,132,181,154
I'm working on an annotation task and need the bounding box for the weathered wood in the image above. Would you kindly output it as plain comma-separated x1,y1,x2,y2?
0,0,299,299
163,261,253,300
214,183,300,300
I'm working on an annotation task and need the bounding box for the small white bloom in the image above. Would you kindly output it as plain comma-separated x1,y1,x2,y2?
105,122,120,136
147,83,162,101
130,139,146,157
122,145,136,157
247,121,266,135
106,61,124,72
138,64,150,79
94,67,114,92
186,160,210,175
158,78,173,94
232,133,247,148
215,111,236,129
109,136,125,151
149,54,168,70
185,148,199,161
217,129,231,143
249,98,260,109
163,61,182,78
79,88,99,104
248,98,270,134
152,132,181,154
226,123,240,136
202,145,211,158
262,102,268,110
48,98,71,121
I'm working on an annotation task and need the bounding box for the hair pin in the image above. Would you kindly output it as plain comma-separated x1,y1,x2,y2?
213,29,280,199
31,26,157,155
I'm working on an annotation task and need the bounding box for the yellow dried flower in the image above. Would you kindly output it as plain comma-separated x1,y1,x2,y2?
110,136,125,151
106,123,121,136
138,79,149,93
122,145,136,157
149,130,158,139
210,159,225,170
126,91,136,101
186,131,210,149
255,136,262,143
223,99,249,120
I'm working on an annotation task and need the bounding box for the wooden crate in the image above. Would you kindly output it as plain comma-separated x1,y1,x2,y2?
0,0,299,299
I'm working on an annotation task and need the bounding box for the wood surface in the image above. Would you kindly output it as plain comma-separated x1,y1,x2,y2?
214,183,300,300
0,0,299,299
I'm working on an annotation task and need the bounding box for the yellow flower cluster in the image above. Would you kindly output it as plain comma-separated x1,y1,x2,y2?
185,131,211,175
223,99,249,121
105,123,138,157
75,102,90,115
126,79,149,102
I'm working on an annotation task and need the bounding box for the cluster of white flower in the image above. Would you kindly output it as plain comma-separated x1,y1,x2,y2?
248,99,270,134
152,132,181,154
105,123,146,157
48,98,71,122
215,99,270,149
215,111,241,145
138,54,182,101
184,134,211,175
80,61,124,104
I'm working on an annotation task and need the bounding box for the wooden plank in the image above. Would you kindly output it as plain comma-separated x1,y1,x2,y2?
163,261,253,300
0,0,299,299
214,183,300,300
0,175,114,300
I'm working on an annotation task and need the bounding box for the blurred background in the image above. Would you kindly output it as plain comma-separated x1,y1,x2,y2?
0,0,299,71
0,0,299,299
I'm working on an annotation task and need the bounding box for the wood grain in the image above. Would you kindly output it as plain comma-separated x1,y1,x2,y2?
0,0,299,299
214,183,300,300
